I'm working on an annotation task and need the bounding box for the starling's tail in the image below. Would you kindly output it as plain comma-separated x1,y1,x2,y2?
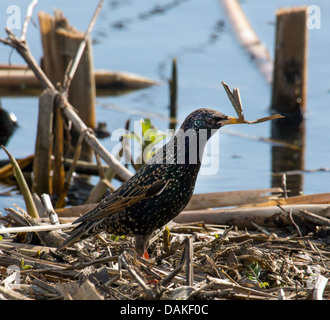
57,217,109,251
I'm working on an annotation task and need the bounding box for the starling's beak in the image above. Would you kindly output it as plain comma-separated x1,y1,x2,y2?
219,116,240,126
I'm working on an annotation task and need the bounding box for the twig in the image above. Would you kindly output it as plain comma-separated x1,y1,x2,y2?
119,252,155,299
160,238,188,287
288,208,302,237
0,223,75,234
94,150,116,193
62,0,105,93
206,276,277,299
185,236,194,286
66,255,119,270
281,173,288,198
296,209,330,227
21,0,39,42
279,205,318,253
250,221,271,236
1,28,55,90
313,245,329,273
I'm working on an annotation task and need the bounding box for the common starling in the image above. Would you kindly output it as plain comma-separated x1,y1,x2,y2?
58,108,239,255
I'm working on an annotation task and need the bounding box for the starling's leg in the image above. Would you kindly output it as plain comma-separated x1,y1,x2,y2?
135,234,151,257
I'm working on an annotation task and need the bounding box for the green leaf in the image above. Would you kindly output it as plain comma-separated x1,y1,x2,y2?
1,146,39,219
21,258,33,270
124,118,166,167
141,118,151,135
259,282,269,288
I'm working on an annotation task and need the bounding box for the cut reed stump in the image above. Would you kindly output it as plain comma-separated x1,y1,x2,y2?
32,88,54,195
38,10,95,163
271,6,308,196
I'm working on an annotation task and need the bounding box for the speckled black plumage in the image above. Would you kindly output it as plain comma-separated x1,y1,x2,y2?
58,108,237,255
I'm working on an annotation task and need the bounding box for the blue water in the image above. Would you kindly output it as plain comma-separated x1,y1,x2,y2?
0,0,329,212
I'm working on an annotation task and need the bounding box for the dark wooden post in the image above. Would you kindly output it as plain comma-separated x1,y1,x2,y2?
271,7,308,196
271,6,308,116
169,58,177,131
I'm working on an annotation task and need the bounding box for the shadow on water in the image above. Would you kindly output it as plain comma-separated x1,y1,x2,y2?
271,115,305,196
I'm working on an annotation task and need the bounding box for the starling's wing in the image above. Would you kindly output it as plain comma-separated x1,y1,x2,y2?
73,179,169,224
58,217,110,250
58,179,170,250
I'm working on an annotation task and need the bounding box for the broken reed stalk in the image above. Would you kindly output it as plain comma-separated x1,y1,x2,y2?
32,89,54,195
0,222,74,234
52,102,65,202
56,131,87,208
221,0,273,83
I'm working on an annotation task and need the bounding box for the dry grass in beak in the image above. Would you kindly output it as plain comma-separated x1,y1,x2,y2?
221,81,284,124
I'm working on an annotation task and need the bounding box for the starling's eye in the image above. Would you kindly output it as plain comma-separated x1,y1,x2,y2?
206,115,224,126
205,116,215,125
